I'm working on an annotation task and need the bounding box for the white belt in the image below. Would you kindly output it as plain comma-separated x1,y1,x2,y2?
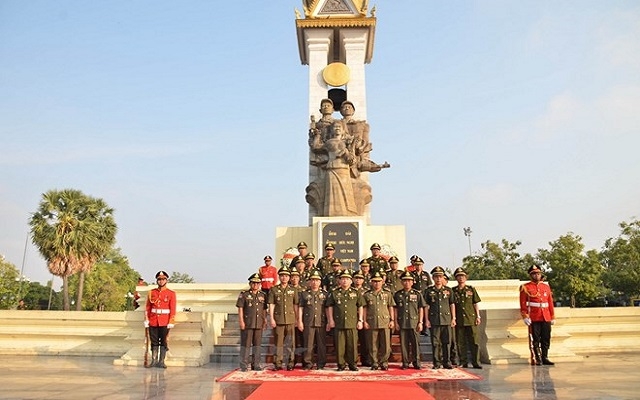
527,302,548,308
151,309,170,314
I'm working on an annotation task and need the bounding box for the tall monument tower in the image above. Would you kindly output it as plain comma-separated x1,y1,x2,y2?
276,1,404,267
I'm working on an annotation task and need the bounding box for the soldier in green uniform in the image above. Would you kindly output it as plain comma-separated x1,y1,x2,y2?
293,257,309,288
357,259,373,290
363,271,395,370
322,258,343,292
385,256,404,293
268,266,299,370
297,270,328,370
304,252,317,277
424,266,456,369
352,270,370,366
296,241,309,260
393,271,426,369
317,242,338,277
411,257,433,292
326,270,364,371
366,243,389,275
289,267,305,367
452,267,483,369
236,273,267,371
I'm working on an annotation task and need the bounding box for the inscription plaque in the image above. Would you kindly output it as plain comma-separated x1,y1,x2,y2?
322,222,359,268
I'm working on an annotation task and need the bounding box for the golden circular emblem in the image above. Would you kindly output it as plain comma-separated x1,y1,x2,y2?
322,62,350,87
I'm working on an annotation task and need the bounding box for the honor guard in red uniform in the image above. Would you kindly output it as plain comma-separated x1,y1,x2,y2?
145,270,176,368
258,255,278,297
520,265,555,365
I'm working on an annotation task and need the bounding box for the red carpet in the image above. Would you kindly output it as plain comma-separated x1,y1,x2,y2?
245,381,435,400
217,363,481,383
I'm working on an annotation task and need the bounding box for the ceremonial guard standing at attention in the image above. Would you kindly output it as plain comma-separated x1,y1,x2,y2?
452,267,482,369
326,270,364,371
268,266,299,370
297,270,328,370
520,265,555,366
145,270,176,368
258,255,278,297
393,271,426,370
236,273,267,371
424,266,456,369
363,271,395,370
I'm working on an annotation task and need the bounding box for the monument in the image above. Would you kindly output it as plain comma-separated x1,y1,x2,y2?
276,0,406,266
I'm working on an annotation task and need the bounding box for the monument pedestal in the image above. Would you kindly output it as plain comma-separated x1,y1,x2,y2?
276,217,406,266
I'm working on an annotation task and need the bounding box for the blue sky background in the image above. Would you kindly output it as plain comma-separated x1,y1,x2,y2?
1,1,639,285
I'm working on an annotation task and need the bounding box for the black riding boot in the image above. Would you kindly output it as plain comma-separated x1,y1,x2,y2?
146,347,158,368
157,346,167,368
541,347,555,365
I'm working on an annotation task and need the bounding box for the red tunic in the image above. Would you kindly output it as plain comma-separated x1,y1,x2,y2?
519,281,554,322
146,287,176,327
258,265,278,290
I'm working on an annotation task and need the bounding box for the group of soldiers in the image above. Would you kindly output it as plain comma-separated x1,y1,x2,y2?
236,242,484,372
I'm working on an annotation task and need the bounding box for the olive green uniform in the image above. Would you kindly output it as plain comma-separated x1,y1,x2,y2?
424,285,455,368
366,256,389,275
385,269,404,293
299,288,328,369
317,256,337,277
363,288,395,369
236,289,267,371
267,284,299,369
326,287,364,369
453,284,482,367
394,288,426,368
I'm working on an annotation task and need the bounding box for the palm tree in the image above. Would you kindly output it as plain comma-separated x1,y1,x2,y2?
29,189,117,310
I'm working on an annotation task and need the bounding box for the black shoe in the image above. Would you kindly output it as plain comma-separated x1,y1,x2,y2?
401,364,409,370
252,365,263,371
371,365,379,370
413,363,422,370
432,364,442,369
240,367,248,372
380,365,388,370
542,359,555,366
337,365,346,371
286,365,294,371
303,364,312,370
348,365,359,371
317,365,325,370
274,365,283,371
444,364,453,369
461,363,469,368
472,364,483,369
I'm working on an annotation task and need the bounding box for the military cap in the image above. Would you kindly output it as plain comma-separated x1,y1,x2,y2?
443,274,450,281
324,242,335,250
410,255,418,262
290,267,300,276
155,270,169,279
297,241,308,249
400,271,414,280
248,273,262,283
294,256,305,265
388,256,399,263
339,270,353,279
414,257,425,265
528,265,543,275
370,243,381,250
431,266,445,276
264,255,273,261
371,271,384,281
341,100,355,110
353,270,365,279
320,98,334,106
332,259,342,266
308,270,322,280
278,266,291,276
304,252,316,260
454,267,467,277
359,259,370,267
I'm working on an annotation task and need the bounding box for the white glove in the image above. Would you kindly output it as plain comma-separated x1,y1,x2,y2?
167,324,175,329
143,320,149,328
523,318,532,326
550,319,555,325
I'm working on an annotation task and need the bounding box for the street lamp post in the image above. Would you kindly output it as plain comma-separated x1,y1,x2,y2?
463,227,472,256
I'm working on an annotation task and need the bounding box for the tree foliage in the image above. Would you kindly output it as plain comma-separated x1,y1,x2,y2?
0,255,21,309
462,239,532,280
169,271,195,283
29,189,117,310
601,219,640,300
537,233,604,308
68,248,140,311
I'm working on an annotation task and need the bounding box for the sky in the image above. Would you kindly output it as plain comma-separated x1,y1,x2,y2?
1,1,639,286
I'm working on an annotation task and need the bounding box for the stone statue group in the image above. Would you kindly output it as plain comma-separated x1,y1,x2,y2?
305,99,390,217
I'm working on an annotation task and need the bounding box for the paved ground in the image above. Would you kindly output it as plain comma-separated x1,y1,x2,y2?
0,353,637,399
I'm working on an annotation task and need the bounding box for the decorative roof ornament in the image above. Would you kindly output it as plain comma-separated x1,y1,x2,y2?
302,0,370,19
